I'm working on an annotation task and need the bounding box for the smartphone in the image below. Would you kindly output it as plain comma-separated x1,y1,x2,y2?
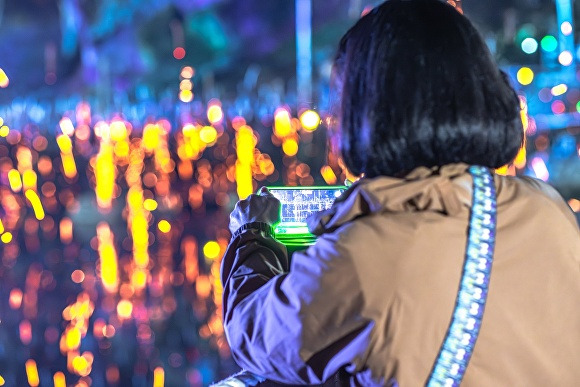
266,186,346,245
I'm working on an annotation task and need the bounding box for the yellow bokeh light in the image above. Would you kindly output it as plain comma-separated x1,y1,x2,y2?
53,372,66,387
110,120,128,142
203,241,221,259
179,89,194,103
200,126,218,144
0,125,9,137
274,108,292,137
180,66,194,79
551,83,568,96
22,170,37,190
131,269,148,290
158,220,171,233
25,360,39,387
516,67,534,86
143,199,158,211
300,110,320,131
97,223,119,293
207,105,224,124
8,169,22,192
153,367,165,387
0,375,5,386
1,232,12,244
57,134,73,153
0,68,9,88
321,165,338,185
0,219,4,234
25,190,45,220
59,117,75,136
180,79,193,90
282,138,299,156
65,327,81,350
72,355,89,375
117,300,133,319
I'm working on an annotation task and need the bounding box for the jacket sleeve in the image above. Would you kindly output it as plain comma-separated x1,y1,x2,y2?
221,226,374,384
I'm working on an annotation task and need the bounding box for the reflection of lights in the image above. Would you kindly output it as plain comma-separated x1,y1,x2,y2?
179,89,193,103
561,21,573,36
53,372,66,387
521,37,538,54
143,199,158,211
203,241,221,259
180,66,194,79
9,288,22,309
200,126,218,144
559,51,573,66
110,120,128,141
71,270,85,284
117,300,133,319
95,138,115,209
531,157,549,181
8,169,22,192
321,165,337,185
59,117,75,136
274,108,292,137
300,110,320,131
97,223,119,293
180,79,193,90
0,68,9,88
235,126,256,199
25,190,45,220
207,104,224,124
158,220,171,233
22,170,37,191
282,138,299,156
0,125,9,137
65,326,81,350
153,367,165,387
1,232,12,244
540,35,558,52
551,84,568,96
516,67,534,85
551,100,566,114
25,360,40,387
173,47,186,60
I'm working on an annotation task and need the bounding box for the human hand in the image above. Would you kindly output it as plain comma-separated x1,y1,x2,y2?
229,187,281,235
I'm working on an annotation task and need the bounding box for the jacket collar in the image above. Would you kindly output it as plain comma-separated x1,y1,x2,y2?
307,163,475,236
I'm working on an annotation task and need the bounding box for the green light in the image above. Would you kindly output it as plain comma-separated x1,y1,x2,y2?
541,35,558,52
575,100,580,113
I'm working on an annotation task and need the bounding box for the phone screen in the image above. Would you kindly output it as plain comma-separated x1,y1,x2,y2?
267,186,345,242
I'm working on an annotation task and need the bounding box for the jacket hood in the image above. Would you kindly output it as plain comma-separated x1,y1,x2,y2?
307,163,475,236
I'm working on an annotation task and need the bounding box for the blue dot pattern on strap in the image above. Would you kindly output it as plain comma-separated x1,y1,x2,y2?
426,165,497,387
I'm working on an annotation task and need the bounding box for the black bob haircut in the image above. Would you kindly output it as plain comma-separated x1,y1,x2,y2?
332,0,524,178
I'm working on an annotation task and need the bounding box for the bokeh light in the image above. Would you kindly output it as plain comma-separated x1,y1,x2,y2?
521,37,538,54
0,68,9,88
173,47,186,60
300,110,320,131
516,67,534,85
561,21,573,36
558,50,573,66
203,241,221,260
540,35,558,52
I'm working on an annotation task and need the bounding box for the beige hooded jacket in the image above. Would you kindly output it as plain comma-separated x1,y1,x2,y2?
221,164,580,386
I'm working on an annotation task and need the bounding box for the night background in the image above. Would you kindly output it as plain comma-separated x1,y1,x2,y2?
0,0,578,386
